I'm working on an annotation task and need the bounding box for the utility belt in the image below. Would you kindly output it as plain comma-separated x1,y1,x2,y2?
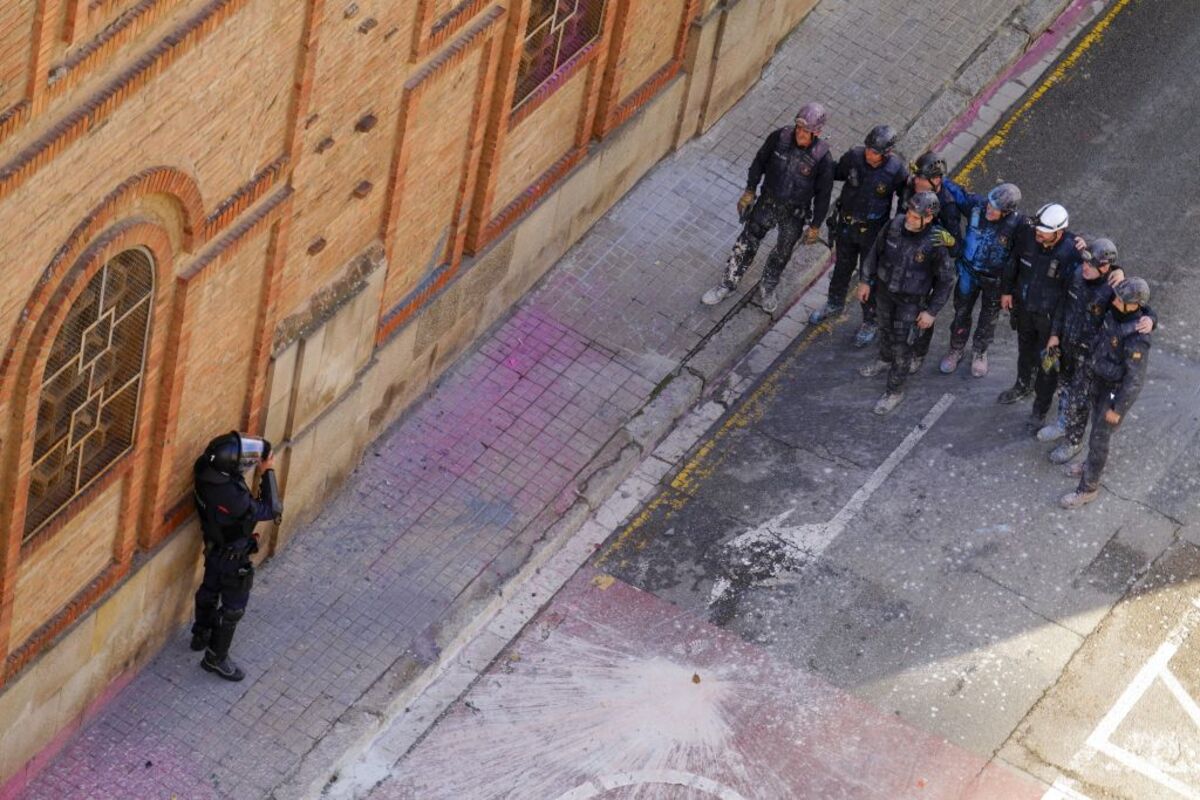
760,191,807,217
833,211,884,237
972,269,1003,286
877,281,927,305
204,536,255,561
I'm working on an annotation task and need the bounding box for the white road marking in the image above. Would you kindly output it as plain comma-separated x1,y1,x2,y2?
710,393,956,606
1042,776,1096,799
1052,596,1200,799
555,770,750,800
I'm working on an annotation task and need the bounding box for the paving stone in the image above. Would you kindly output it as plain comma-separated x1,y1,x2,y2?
1015,0,1073,35
954,25,1032,97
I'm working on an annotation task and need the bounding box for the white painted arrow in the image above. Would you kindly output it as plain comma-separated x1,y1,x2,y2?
710,393,956,606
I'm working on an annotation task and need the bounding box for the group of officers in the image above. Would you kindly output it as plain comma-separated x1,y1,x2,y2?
701,102,1155,511
184,102,1157,682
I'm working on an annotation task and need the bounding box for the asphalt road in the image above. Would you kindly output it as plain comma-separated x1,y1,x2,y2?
593,1,1200,796
958,0,1200,362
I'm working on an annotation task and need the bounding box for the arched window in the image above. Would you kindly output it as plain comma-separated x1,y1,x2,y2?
25,248,154,539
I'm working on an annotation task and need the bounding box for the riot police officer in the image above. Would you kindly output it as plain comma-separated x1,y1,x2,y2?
702,102,835,314
809,125,908,337
856,191,955,414
899,152,963,363
191,432,282,681
938,182,1023,377
1044,240,1153,462
900,152,963,236
1000,202,1080,433
1060,278,1153,509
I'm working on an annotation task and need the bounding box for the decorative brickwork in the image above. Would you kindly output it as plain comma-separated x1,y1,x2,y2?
0,0,252,200
412,0,494,59
378,7,503,341
53,0,180,98
3,219,173,558
594,0,698,136
465,0,618,252
0,2,37,116
2,560,124,684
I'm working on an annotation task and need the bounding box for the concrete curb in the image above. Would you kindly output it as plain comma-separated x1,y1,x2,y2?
276,1,1120,796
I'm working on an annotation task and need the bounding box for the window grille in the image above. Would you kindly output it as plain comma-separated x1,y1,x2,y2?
25,248,154,540
513,0,607,108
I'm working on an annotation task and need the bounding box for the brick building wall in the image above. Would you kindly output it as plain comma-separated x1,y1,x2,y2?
0,0,816,783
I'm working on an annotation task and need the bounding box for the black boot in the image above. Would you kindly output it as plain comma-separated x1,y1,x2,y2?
997,382,1032,404
201,649,245,682
189,628,211,652
1025,412,1045,436
200,621,244,681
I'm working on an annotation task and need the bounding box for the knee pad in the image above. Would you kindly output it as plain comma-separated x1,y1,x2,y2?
221,606,246,624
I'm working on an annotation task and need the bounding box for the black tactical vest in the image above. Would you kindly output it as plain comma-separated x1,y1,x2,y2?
1092,310,1150,384
1013,228,1077,315
877,217,942,297
761,128,831,208
838,147,905,222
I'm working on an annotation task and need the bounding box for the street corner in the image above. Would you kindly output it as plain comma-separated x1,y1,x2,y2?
374,569,1047,800
1001,541,1200,799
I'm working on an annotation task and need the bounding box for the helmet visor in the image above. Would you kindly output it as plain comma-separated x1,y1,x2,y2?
237,435,268,471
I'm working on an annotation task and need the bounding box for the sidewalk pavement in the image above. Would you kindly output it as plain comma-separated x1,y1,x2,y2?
14,0,1101,797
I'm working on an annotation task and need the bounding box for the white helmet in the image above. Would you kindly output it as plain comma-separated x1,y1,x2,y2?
1034,203,1069,234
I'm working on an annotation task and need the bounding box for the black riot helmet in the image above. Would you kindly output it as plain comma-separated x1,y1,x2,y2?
865,124,898,154
794,102,828,133
912,151,947,180
906,190,941,219
204,431,271,475
986,182,1021,214
1114,277,1150,306
1084,236,1118,266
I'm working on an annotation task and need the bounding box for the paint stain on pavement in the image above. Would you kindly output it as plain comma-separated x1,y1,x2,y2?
371,571,1045,800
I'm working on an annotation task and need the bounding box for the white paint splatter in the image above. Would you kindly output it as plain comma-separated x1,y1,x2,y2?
711,394,956,606
375,619,800,799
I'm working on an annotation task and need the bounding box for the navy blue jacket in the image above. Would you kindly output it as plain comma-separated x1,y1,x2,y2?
194,458,278,549
832,146,908,223
861,216,955,313
1004,222,1081,316
1090,307,1152,417
747,128,835,223
1053,264,1157,351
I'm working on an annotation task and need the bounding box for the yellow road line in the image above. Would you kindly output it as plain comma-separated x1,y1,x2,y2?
595,318,839,566
955,0,1134,186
